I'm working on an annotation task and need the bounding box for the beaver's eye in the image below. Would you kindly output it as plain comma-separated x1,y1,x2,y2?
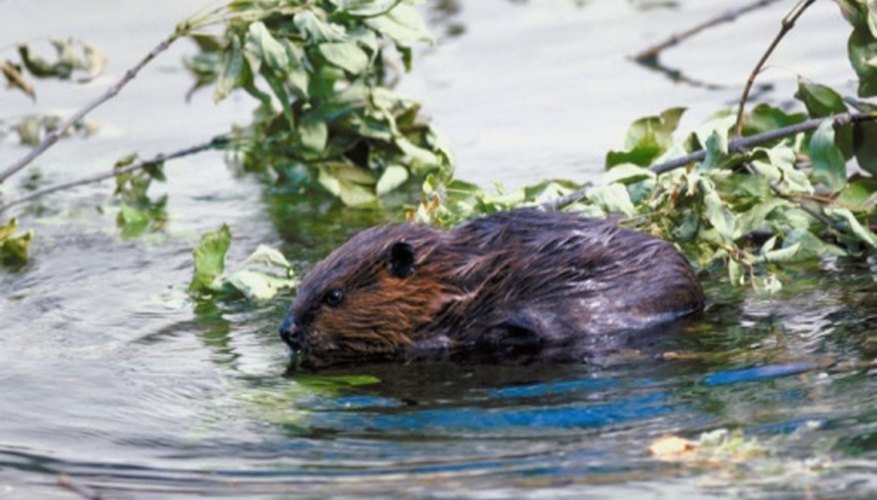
323,288,344,307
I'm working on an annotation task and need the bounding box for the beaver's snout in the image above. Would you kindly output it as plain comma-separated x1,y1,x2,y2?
279,314,303,353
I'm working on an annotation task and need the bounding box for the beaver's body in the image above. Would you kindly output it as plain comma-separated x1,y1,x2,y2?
280,209,704,368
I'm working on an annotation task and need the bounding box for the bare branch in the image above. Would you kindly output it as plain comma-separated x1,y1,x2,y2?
0,137,224,213
632,0,782,62
0,33,179,184
733,0,816,138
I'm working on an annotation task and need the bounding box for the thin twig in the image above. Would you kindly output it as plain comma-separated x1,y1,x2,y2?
632,0,782,62
651,111,877,175
0,137,225,213
733,0,816,138
769,183,845,232
0,33,179,184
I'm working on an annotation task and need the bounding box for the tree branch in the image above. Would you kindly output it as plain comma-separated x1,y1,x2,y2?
651,111,877,175
546,112,877,211
632,0,782,62
0,137,225,213
0,33,179,184
733,0,816,138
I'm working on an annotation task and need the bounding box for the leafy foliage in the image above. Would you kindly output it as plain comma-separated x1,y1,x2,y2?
0,218,32,266
184,0,452,207
189,224,297,301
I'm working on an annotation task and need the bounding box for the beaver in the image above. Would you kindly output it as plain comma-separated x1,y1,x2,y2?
279,208,704,369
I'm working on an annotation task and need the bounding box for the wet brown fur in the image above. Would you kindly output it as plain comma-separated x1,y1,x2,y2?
282,209,705,368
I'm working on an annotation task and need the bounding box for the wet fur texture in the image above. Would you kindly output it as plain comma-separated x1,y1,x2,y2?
281,209,704,368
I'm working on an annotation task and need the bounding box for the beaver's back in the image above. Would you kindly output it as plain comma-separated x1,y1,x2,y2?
425,209,704,358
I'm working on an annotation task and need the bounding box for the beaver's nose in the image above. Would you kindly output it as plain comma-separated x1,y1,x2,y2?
279,314,303,351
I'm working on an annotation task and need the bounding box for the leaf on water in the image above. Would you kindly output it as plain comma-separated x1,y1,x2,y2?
809,119,848,193
0,218,33,266
318,42,370,74
225,269,295,302
376,164,409,195
189,224,232,294
649,435,697,460
365,3,435,47
242,244,292,269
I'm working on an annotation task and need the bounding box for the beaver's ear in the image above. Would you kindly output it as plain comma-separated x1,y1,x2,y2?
388,241,416,278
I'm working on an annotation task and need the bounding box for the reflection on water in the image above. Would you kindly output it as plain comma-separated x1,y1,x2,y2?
1,0,876,498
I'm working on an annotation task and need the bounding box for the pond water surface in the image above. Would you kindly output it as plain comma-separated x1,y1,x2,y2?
1,1,876,498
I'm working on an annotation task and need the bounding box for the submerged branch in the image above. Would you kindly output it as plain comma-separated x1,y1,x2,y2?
632,0,782,62
0,33,180,184
733,0,816,138
0,137,224,213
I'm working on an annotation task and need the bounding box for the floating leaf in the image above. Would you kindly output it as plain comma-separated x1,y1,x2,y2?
189,224,232,294
0,218,33,265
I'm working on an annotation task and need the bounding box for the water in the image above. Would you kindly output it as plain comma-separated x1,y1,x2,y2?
1,1,876,498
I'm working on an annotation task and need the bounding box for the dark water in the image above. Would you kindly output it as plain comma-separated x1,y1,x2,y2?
2,1,876,498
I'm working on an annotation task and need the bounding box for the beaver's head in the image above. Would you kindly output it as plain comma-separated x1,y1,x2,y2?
279,224,454,369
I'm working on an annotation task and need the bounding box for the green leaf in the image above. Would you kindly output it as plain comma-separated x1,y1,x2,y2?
809,119,847,192
590,183,636,217
703,187,735,240
189,224,232,294
365,3,434,47
294,11,346,43
329,0,398,17
298,119,328,153
318,42,369,74
214,37,243,103
699,130,728,172
849,26,877,97
742,103,807,136
376,164,409,195
226,270,295,302
606,107,685,168
795,79,847,117
827,208,877,247
0,218,33,265
836,177,877,210
247,22,288,72
604,163,655,185
853,120,877,174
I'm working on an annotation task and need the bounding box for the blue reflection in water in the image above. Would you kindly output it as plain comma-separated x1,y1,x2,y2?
703,361,821,386
314,392,672,432
486,377,619,399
